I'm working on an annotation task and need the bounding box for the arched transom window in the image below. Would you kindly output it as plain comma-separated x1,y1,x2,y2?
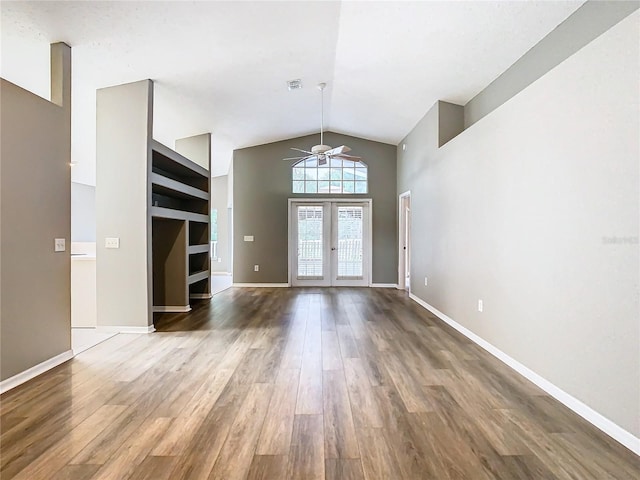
292,158,368,194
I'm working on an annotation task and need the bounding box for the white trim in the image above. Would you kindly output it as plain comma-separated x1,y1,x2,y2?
189,293,213,299
371,283,398,288
232,283,290,288
96,325,156,334
0,350,74,394
288,198,373,288
409,293,640,455
152,305,192,313
211,272,232,276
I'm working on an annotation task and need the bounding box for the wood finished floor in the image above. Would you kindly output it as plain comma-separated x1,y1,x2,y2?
1,287,638,480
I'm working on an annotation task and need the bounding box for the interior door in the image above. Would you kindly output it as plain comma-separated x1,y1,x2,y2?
290,201,370,287
398,192,411,291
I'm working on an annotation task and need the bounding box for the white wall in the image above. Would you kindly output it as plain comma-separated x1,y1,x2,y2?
398,11,639,439
71,182,96,242
96,80,153,329
210,175,230,273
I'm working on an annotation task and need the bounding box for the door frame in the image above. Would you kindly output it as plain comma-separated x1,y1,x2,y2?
398,191,411,291
288,198,373,287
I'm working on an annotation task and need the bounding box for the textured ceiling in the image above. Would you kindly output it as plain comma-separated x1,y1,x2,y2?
0,1,583,183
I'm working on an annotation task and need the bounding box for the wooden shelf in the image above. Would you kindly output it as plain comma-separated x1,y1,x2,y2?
151,139,209,179
151,172,209,201
150,206,209,223
188,244,209,255
188,270,210,284
150,139,211,311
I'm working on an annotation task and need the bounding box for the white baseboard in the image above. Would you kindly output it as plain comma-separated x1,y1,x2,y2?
152,305,192,313
371,283,398,288
232,283,290,287
409,293,640,456
0,349,74,394
96,325,156,334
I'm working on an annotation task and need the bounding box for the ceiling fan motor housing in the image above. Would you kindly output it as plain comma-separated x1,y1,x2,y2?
311,144,332,154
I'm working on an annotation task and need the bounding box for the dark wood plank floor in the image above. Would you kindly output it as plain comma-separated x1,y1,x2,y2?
1,287,638,479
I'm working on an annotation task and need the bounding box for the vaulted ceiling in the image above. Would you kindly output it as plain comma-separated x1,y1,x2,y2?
1,1,583,181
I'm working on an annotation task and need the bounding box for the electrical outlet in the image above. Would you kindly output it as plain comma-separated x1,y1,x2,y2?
478,299,483,313
54,238,66,252
254,265,259,272
424,277,428,286
105,237,120,249
244,235,254,242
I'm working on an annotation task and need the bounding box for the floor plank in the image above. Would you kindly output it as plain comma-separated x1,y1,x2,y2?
1,287,637,480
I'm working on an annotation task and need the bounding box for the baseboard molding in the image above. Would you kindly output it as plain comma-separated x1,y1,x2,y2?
152,305,192,313
232,283,290,288
0,349,74,394
409,293,640,456
189,294,212,299
96,325,156,334
371,283,398,288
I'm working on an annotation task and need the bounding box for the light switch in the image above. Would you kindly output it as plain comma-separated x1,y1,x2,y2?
105,237,120,249
244,235,254,242
54,238,66,252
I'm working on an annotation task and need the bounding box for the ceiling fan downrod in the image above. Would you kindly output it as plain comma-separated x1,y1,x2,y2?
318,82,326,148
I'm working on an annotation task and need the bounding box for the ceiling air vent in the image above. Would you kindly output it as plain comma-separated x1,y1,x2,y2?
287,79,302,91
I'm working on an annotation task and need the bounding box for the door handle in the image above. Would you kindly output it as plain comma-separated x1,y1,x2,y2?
331,247,336,251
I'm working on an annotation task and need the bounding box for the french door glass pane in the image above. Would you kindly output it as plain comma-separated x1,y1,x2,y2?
297,206,323,278
337,206,363,278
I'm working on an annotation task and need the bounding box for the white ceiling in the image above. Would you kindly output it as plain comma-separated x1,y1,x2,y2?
1,1,583,184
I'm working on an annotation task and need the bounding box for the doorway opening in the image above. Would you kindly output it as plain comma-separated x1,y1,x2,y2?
398,191,411,291
288,199,372,287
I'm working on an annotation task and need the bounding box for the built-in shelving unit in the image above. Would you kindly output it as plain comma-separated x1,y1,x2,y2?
96,80,212,331
150,140,211,312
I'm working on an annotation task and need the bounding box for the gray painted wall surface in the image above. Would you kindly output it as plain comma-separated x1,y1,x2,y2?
210,175,230,273
233,132,397,284
398,12,639,437
71,182,96,242
175,133,211,171
465,0,640,128
0,43,71,381
96,80,153,328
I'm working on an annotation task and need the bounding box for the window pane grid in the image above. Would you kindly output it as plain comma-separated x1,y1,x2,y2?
293,159,367,194
297,206,323,278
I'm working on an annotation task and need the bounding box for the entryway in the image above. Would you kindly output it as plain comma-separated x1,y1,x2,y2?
398,191,411,291
289,199,371,287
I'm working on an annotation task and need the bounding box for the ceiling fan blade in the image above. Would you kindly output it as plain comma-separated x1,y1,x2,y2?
332,154,362,160
325,145,351,156
291,147,314,155
282,156,308,161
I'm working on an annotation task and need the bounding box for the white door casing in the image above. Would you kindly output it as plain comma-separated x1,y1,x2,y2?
289,199,372,287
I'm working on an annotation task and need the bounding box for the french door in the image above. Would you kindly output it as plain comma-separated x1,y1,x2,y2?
289,200,371,287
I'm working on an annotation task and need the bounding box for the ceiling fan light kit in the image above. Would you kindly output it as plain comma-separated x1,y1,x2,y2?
283,81,362,167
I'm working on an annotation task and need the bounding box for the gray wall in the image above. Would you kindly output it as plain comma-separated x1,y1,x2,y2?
233,132,397,284
398,11,639,437
71,182,96,242
0,43,71,381
465,1,640,128
210,175,230,273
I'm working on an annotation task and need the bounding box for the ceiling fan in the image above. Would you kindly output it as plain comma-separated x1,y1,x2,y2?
283,82,361,166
